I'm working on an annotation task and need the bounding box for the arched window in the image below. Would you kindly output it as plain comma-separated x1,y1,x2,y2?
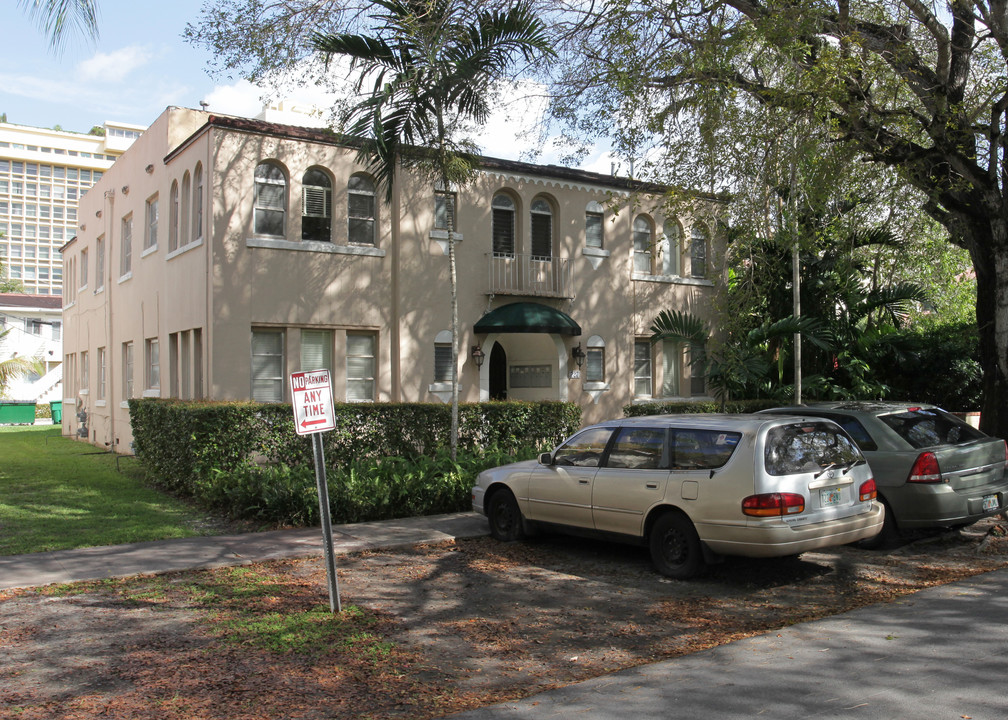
254,162,286,237
586,335,605,383
633,215,653,273
168,180,179,251
348,174,376,245
530,197,553,260
585,201,604,249
180,171,191,246
433,330,453,383
691,224,708,278
192,163,204,241
302,168,332,242
662,219,681,275
491,192,515,256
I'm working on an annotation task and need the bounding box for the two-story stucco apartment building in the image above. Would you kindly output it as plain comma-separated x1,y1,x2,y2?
60,106,723,451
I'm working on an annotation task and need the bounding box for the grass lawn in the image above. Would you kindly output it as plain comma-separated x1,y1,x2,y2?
0,426,214,556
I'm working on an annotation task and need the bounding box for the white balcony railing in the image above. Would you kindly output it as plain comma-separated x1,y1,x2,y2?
486,253,574,299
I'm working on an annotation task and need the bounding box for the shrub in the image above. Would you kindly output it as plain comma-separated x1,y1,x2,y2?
623,398,780,417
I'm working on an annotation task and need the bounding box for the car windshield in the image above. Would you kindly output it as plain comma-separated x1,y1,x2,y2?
879,408,987,449
764,422,863,476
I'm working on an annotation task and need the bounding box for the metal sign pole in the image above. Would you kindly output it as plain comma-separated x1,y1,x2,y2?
311,432,341,613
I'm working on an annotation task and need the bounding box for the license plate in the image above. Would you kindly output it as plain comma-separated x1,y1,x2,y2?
820,488,842,507
983,494,999,512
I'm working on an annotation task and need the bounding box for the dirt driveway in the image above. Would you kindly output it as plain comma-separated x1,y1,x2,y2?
2,519,1008,720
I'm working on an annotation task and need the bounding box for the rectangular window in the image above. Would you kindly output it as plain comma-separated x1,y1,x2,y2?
51,321,61,341
120,215,132,276
144,196,158,250
634,340,652,398
662,340,681,397
434,342,452,383
348,193,376,245
586,347,604,383
97,347,106,400
251,329,284,402
181,331,191,399
80,350,89,392
691,228,707,279
169,332,180,398
690,342,706,396
346,332,376,402
434,190,456,232
634,231,652,273
193,328,204,400
585,212,604,249
145,338,160,390
95,236,105,290
79,248,88,288
123,342,134,399
301,330,333,374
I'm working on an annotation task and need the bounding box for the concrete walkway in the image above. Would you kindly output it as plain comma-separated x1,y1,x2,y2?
0,511,489,591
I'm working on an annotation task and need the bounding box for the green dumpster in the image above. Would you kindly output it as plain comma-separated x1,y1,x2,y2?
50,400,63,423
0,402,37,424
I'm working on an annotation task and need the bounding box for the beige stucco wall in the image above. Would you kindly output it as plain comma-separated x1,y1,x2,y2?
62,106,724,451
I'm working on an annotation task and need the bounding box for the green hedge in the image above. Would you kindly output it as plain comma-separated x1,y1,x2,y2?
128,399,580,525
623,399,781,417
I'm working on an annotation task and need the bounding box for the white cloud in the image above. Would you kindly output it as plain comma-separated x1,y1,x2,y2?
200,80,265,119
76,46,154,83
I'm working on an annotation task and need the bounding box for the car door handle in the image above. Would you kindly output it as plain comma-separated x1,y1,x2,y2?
646,482,659,489
579,479,590,484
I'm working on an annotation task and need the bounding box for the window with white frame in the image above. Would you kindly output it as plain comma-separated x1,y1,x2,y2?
144,195,158,251
662,340,681,396
193,163,204,241
95,236,105,290
586,338,605,383
633,216,653,274
691,224,708,279
530,198,553,260
435,188,456,232
690,341,707,395
300,329,333,374
251,329,284,402
169,180,179,251
347,174,376,245
122,341,134,399
254,162,286,237
434,331,452,383
346,332,376,402
120,214,132,277
634,339,652,398
302,168,332,242
180,170,191,247
585,205,604,249
662,219,681,275
145,338,160,390
492,193,515,256
97,346,106,400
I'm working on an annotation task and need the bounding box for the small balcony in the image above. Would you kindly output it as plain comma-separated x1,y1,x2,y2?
486,253,574,299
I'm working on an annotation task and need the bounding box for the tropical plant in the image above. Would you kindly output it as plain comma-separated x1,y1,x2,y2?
17,0,99,52
0,328,45,400
312,0,553,459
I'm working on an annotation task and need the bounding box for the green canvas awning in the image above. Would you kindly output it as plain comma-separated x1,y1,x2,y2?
474,302,581,336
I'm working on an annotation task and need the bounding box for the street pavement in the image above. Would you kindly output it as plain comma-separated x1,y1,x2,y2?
3,511,1008,719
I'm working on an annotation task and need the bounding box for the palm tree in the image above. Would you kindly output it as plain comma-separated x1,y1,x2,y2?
313,0,553,459
18,0,99,52
0,329,45,400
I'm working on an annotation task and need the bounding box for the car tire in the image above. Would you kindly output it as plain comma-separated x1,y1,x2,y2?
487,489,525,542
649,511,704,579
857,497,899,550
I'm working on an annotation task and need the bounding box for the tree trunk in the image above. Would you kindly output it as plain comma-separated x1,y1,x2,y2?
967,216,1008,439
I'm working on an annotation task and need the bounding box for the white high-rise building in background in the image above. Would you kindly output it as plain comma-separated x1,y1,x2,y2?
0,120,146,296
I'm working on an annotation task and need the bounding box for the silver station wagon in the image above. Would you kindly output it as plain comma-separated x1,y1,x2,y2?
472,414,885,578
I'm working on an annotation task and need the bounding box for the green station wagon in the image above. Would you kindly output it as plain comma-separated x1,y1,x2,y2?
472,414,884,578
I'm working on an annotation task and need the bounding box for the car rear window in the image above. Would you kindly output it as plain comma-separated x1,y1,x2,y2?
879,408,987,449
764,421,863,476
670,429,741,470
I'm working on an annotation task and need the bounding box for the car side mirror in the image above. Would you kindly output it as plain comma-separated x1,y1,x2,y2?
539,452,553,465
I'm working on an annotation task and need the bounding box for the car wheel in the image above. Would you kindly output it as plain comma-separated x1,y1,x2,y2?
487,489,525,542
857,497,899,550
649,511,704,579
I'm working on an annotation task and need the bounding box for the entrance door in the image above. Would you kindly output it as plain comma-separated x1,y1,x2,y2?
489,342,507,400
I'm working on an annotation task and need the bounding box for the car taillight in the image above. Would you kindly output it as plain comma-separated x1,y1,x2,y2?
859,478,877,501
742,492,805,517
907,451,942,483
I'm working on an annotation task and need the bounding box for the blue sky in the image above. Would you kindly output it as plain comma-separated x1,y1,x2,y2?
0,1,611,170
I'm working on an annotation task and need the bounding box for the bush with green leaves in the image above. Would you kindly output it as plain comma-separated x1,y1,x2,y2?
128,399,579,524
623,399,780,417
